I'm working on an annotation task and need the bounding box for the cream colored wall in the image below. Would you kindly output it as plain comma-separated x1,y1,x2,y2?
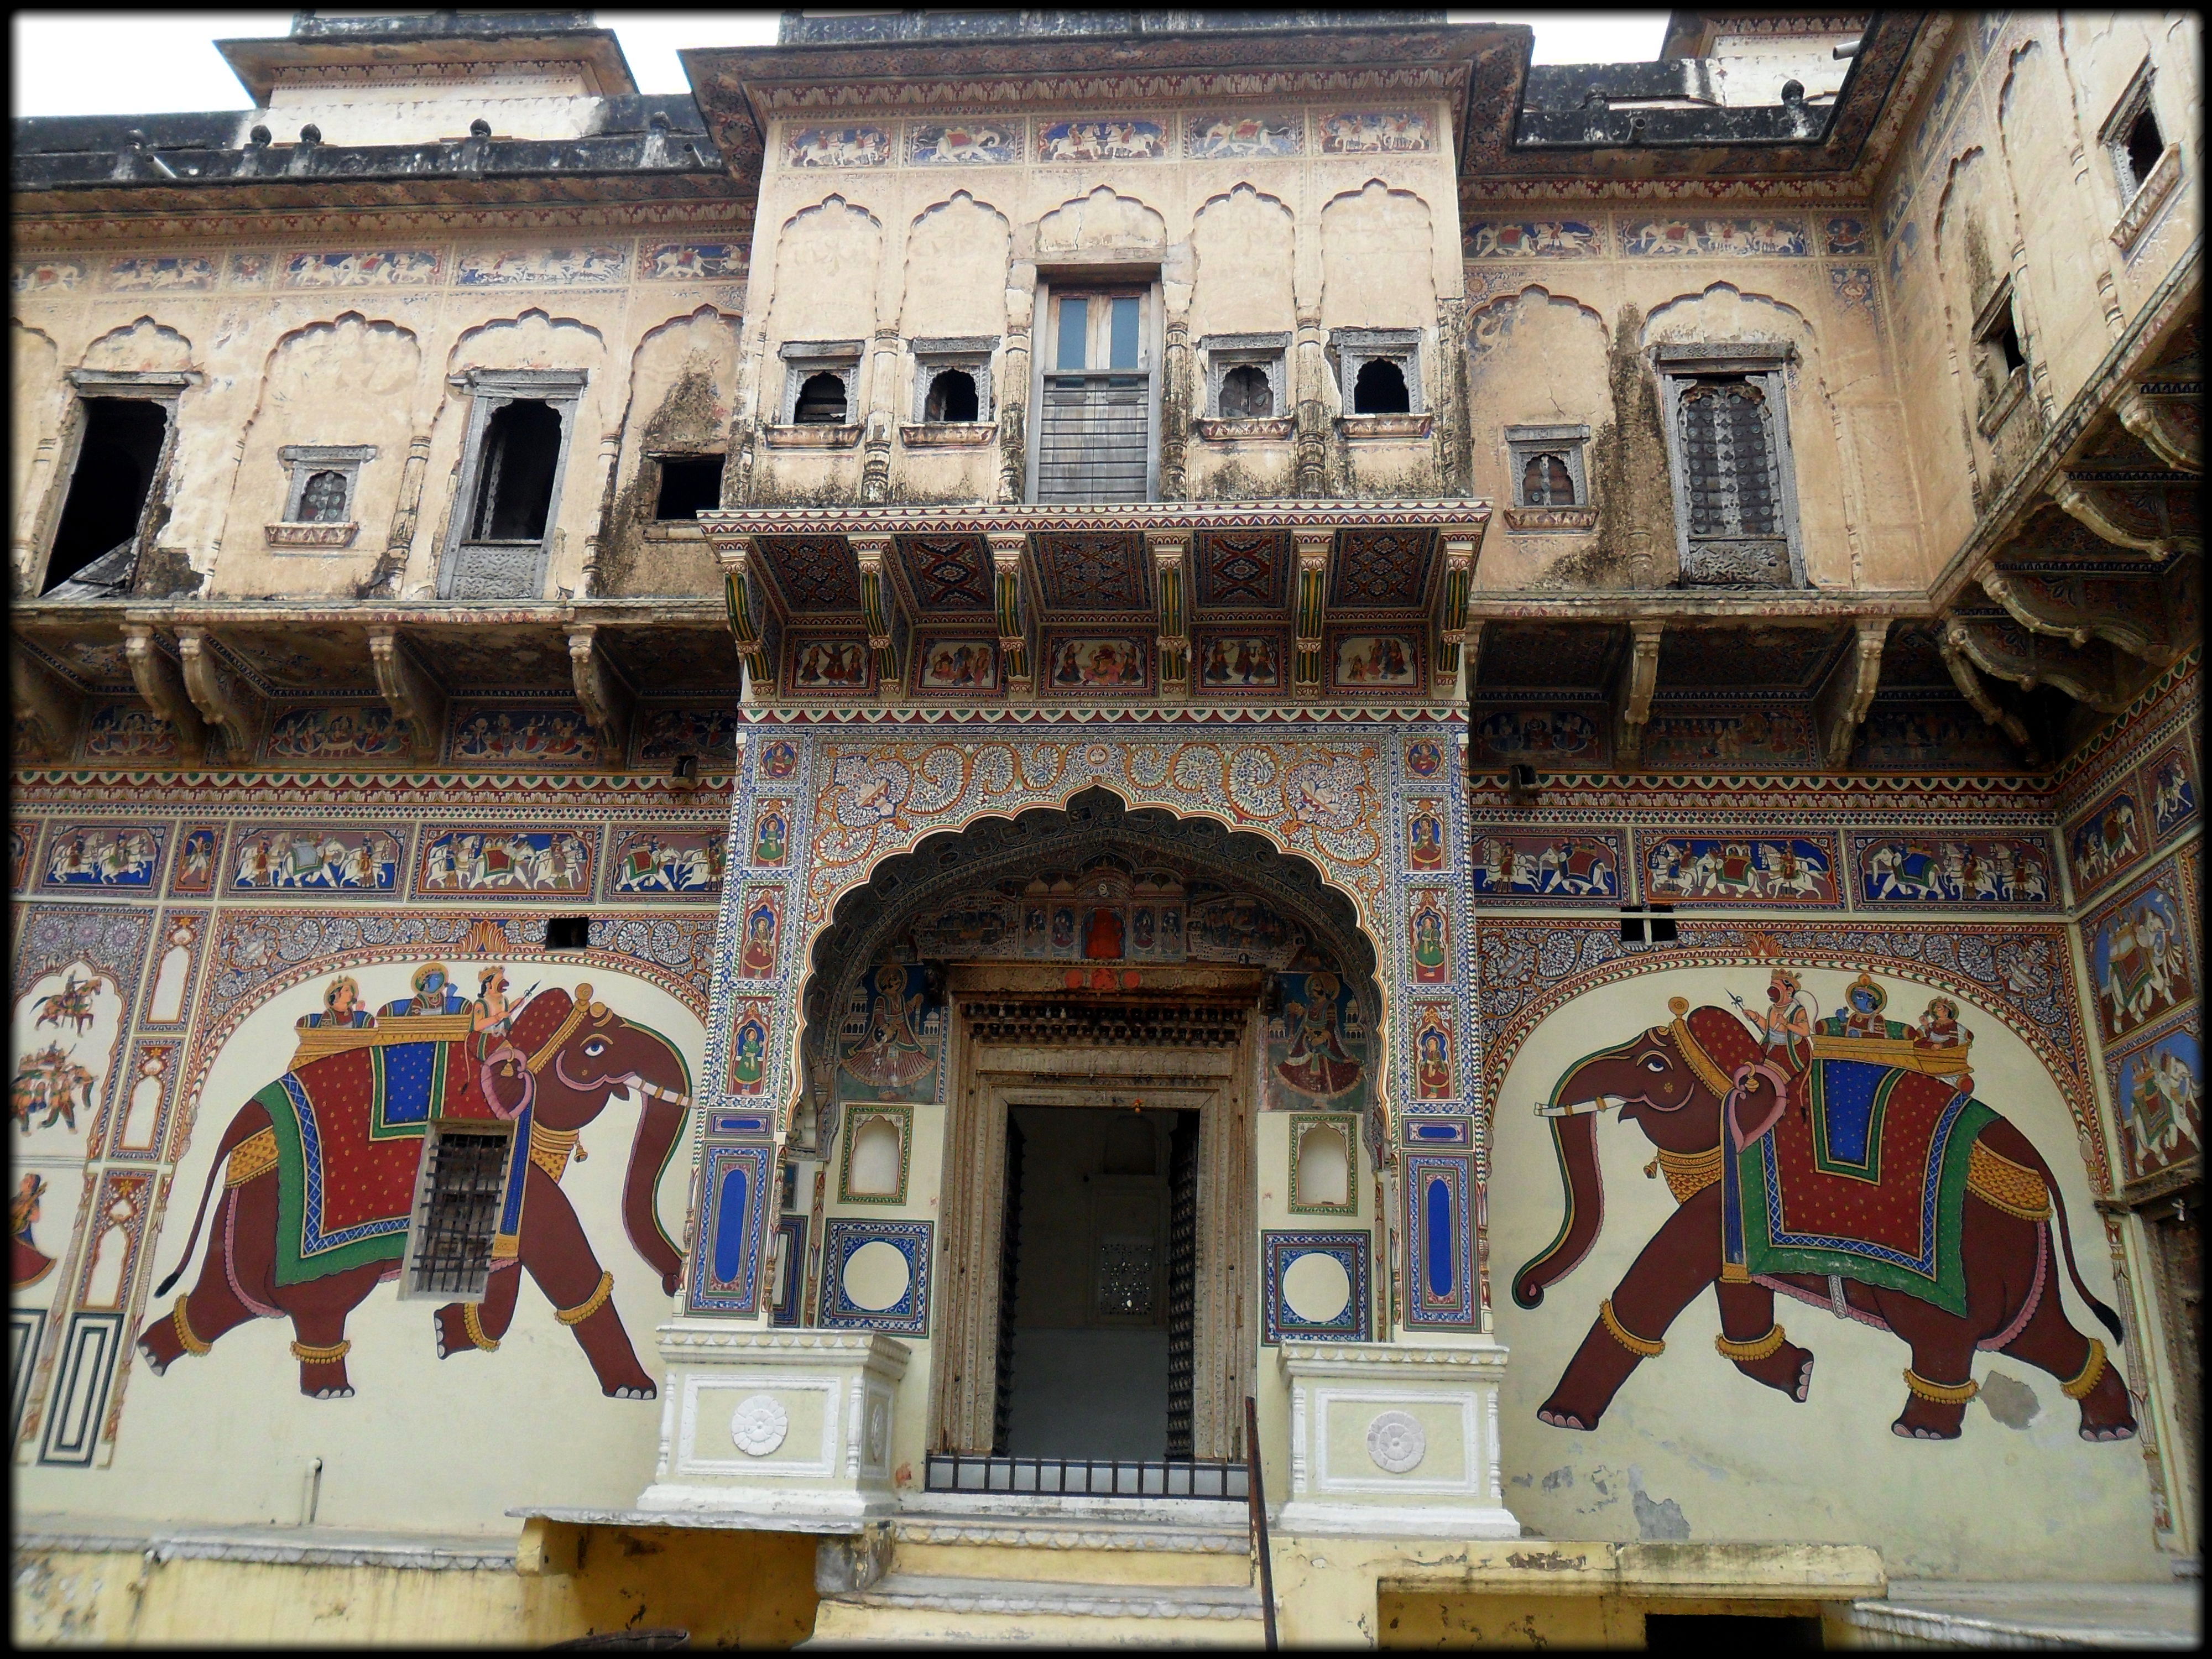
1487,962,2168,1580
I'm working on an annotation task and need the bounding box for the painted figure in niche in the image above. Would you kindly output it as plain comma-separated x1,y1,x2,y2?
12,1044,97,1133
1276,972,1365,1102
2151,752,2196,837
795,640,869,688
1416,1019,1454,1100
139,980,692,1400
740,894,783,978
759,738,799,778
1085,907,1125,960
1411,895,1450,984
34,970,106,1037
2122,1040,2199,1166
731,1015,769,1093
2072,795,2142,890
1051,906,1076,950
178,829,219,891
1160,907,1183,950
1132,907,1155,952
1513,978,2137,1446
1406,738,1443,779
754,807,789,866
298,977,373,1030
841,965,935,1092
12,1172,55,1289
2095,889,2189,1035
1408,802,1446,872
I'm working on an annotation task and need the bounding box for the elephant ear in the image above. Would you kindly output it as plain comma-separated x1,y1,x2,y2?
480,1043,534,1120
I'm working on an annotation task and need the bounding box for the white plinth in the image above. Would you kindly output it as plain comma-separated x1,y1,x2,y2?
1275,1338,1521,1539
635,1324,910,1520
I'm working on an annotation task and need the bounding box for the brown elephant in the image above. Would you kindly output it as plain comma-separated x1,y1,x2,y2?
140,983,691,1401
1511,995,2136,1444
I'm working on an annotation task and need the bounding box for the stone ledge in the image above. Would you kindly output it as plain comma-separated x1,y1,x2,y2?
1368,1539,1887,1599
509,1504,871,1536
14,1515,515,1572
1847,1580,2199,1650
842,1572,1261,1619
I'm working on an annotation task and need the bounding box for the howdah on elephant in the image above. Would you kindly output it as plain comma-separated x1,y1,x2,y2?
1512,985,2136,1443
140,980,692,1400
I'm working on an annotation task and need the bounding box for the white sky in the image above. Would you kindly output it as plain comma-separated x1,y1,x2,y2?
11,12,1672,119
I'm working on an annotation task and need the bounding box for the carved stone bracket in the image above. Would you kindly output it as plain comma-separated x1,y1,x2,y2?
122,623,206,764
11,646,83,765
713,536,774,692
1979,565,2193,664
988,531,1031,690
1149,530,1191,689
1433,524,1483,687
851,534,899,694
1293,529,1332,695
1812,618,1887,769
2116,383,2201,473
1614,620,1662,766
1944,612,2138,713
567,624,633,770
366,625,445,764
1938,629,2038,764
174,626,261,763
2048,471,2199,558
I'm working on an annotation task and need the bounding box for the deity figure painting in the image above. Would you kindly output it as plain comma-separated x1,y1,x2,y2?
728,1004,772,1095
753,806,790,866
1271,971,1367,1105
839,965,938,1102
739,891,785,978
1410,893,1451,984
1407,802,1447,872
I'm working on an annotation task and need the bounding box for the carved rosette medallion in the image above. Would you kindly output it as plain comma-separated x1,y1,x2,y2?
1366,1408,1426,1474
731,1392,790,1457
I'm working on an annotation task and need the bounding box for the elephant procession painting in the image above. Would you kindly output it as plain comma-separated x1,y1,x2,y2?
1509,964,2138,1448
135,957,698,1404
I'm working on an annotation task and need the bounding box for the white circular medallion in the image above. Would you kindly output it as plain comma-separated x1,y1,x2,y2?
842,1239,913,1312
1366,1410,1426,1474
731,1392,789,1457
1280,1249,1353,1327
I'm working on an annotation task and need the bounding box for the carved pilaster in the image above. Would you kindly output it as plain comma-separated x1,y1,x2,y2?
1159,313,1192,502
1292,529,1332,695
989,531,1031,690
1292,307,1329,499
567,624,633,769
713,536,774,693
1615,620,1663,766
1939,629,2039,763
576,429,625,599
174,627,260,763
366,429,434,598
1813,618,1887,769
851,534,899,695
367,625,445,764
1149,530,1190,690
860,328,899,506
122,624,205,764
11,645,82,765
1433,523,1484,687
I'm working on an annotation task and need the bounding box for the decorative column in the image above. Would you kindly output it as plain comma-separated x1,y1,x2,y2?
989,530,1031,692
851,534,899,695
860,327,899,505
575,428,625,599
1293,304,1329,498
713,535,774,696
998,267,1035,503
1159,311,1192,501
1149,529,1190,693
1432,522,1484,691
1292,529,1332,696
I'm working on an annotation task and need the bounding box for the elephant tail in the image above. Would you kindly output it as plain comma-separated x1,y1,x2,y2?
2037,1142,2126,1348
153,1107,265,1298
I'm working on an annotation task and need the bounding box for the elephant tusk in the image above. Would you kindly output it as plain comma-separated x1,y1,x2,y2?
1536,1096,1616,1118
626,1075,694,1109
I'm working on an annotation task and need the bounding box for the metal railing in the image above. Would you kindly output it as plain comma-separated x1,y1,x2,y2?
1245,1395,1278,1650
922,1452,1247,1500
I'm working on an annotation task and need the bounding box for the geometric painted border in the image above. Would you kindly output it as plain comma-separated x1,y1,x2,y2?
817,1218,933,1336
1401,1151,1478,1328
685,1143,775,1316
1260,1228,1371,1345
1286,1113,1360,1215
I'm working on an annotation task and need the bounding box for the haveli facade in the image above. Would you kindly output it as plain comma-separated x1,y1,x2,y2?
8,8,2201,1648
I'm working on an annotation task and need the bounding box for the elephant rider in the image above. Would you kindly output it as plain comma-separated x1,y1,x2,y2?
1744,967,1813,1074
298,976,373,1031
385,962,468,1019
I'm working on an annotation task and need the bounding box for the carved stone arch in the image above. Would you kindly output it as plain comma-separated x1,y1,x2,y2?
1035,185,1168,257
900,191,1013,339
78,315,195,373
1639,280,1816,348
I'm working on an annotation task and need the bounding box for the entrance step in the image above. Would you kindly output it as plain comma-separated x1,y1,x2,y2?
894,1510,1251,1587
807,1573,1264,1648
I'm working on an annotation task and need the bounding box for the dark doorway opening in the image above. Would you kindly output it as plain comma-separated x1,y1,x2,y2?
44,397,169,592
471,399,564,541
993,1103,1197,1460
1646,1612,1824,1648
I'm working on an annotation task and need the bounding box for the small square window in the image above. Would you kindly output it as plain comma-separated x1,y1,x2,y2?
778,340,863,426
908,336,997,424
278,444,374,524
1329,328,1425,416
398,1121,517,1302
1503,424,1594,530
1199,333,1290,423
1971,281,2030,428
545,916,592,950
654,453,724,520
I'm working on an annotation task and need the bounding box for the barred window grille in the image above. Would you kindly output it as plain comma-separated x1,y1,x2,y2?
299,469,351,523
405,1125,514,1300
1521,451,1576,506
1678,380,1780,539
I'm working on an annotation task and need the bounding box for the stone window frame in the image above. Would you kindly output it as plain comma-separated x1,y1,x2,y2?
1969,279,2031,437
777,338,865,426
2099,60,2182,253
1651,340,1808,589
270,442,375,548
1505,423,1592,505
1200,332,1290,420
1328,326,1426,416
38,367,197,594
907,335,997,425
436,366,586,602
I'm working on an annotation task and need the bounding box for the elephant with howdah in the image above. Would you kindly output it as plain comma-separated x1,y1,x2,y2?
140,982,691,1401
1511,995,2136,1444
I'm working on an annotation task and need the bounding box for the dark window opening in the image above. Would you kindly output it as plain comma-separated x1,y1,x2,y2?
545,916,592,950
470,399,563,541
1352,357,1410,415
44,397,169,593
299,469,350,523
1986,307,2026,375
794,371,848,424
654,453,724,521
2125,104,2164,190
1219,363,1273,419
924,368,980,423
1645,1613,1823,1649
1522,452,1576,505
406,1125,513,1298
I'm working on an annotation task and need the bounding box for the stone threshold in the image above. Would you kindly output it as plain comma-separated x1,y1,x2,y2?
1846,1580,2201,1650
13,1514,515,1572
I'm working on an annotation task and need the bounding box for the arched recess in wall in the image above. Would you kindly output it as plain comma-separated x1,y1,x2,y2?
78,315,195,375
1996,38,2105,398
601,305,743,596
1932,146,2016,503
901,191,1013,338
1035,186,1167,259
215,312,422,597
1189,184,1294,337
10,320,63,560
766,194,884,345
1465,286,1608,423
1318,180,1434,332
1295,1119,1352,1208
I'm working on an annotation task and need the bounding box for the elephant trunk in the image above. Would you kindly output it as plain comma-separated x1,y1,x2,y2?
620,1036,691,1293
1513,1102,1606,1310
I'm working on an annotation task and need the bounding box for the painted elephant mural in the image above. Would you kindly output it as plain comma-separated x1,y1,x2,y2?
139,977,692,1400
1511,975,2136,1444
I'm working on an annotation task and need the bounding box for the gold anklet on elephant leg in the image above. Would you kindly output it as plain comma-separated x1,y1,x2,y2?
1901,1366,1978,1405
1599,1298,1666,1358
290,1338,352,1364
1715,1324,1787,1363
173,1295,212,1357
555,1270,614,1326
2059,1338,2107,1400
462,1302,500,1352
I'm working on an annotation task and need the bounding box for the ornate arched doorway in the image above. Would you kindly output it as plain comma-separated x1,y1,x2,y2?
793,789,1385,1463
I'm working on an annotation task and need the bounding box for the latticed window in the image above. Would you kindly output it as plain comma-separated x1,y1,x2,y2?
403,1124,514,1300
299,469,350,523
1219,363,1272,418
1521,451,1576,506
1677,380,1781,540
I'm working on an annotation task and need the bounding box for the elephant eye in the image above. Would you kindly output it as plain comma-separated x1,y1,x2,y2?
583,1037,608,1058
1642,1055,1669,1073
